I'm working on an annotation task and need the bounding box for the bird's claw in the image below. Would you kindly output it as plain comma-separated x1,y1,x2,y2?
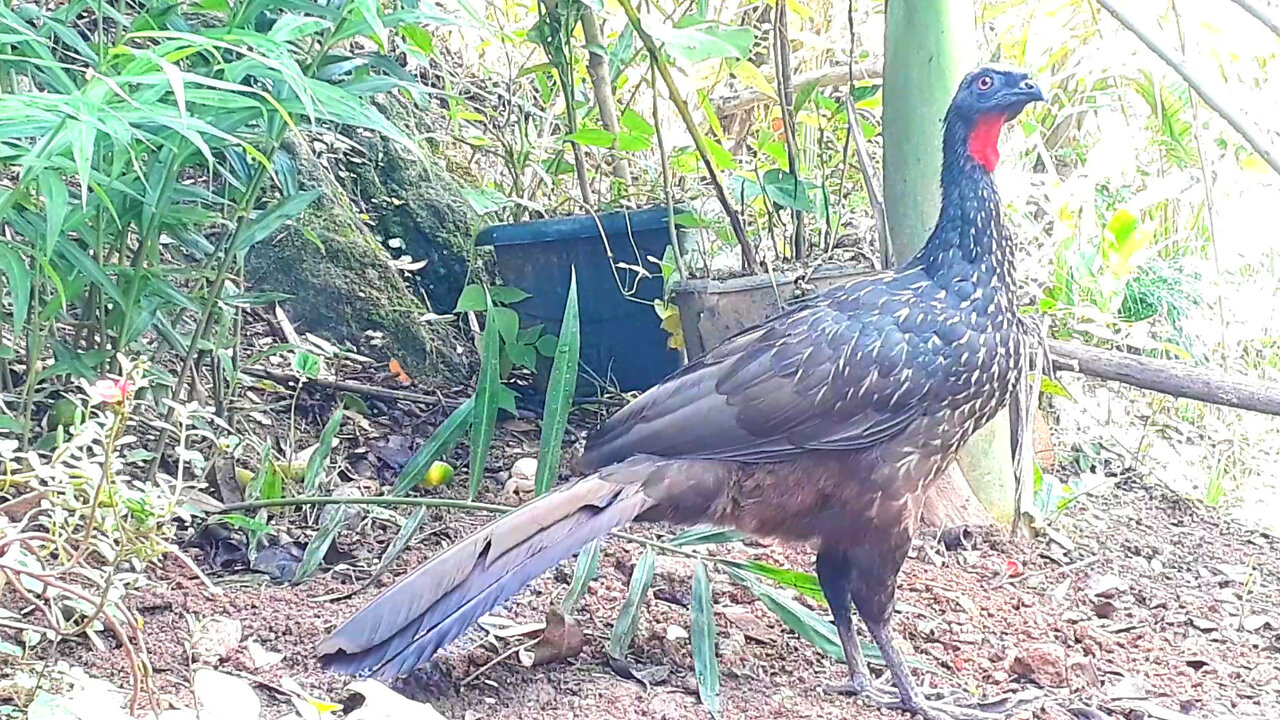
828,679,1005,720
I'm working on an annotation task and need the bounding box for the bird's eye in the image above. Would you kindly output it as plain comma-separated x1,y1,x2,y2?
976,75,993,91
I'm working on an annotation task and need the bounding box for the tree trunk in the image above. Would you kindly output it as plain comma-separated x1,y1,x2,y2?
883,0,1017,526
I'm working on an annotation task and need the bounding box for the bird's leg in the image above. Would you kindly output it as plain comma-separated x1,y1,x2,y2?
815,547,872,694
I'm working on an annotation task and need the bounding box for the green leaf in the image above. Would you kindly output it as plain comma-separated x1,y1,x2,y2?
791,78,819,116
564,128,616,148
401,24,435,56
269,14,332,42
704,138,737,171
721,559,824,603
392,398,475,496
615,132,651,152
1039,376,1073,400
489,306,520,347
303,406,345,497
0,245,30,336
469,289,502,500
690,561,721,718
454,283,487,312
293,503,345,584
217,513,273,534
667,526,748,547
292,350,322,379
607,548,655,659
535,268,579,496
726,566,841,659
231,189,321,259
655,22,754,65
351,0,388,49
762,168,816,212
620,108,654,137
560,539,602,614
535,334,559,357
38,171,68,256
487,285,530,305
364,505,429,586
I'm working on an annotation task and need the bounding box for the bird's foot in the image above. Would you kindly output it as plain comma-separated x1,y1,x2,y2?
828,680,1005,720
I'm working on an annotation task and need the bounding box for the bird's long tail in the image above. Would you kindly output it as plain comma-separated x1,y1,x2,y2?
315,462,657,680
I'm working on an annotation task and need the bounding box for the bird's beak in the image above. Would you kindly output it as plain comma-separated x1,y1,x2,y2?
1000,77,1044,118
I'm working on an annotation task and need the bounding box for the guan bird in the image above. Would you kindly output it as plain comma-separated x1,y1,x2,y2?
317,65,1044,720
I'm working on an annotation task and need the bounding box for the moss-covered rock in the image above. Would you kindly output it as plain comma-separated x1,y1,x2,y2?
340,94,482,314
246,137,468,377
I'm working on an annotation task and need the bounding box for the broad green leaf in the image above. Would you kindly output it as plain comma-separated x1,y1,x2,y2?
535,334,558,357
401,25,435,56
762,168,816,212
351,0,387,49
303,406,345,496
619,108,654,137
691,561,721,718
535,268,579,496
231,189,321,258
654,22,754,65
0,245,30,336
292,350,322,379
564,128,615,148
488,285,531,305
469,289,502,500
560,539,602,614
454,283,487,312
489,306,520,347
55,241,123,305
607,548,655,659
246,442,283,501
792,78,819,115
392,398,475,496
1039,376,1072,400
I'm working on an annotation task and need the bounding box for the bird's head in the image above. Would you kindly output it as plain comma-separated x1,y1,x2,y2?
944,65,1045,173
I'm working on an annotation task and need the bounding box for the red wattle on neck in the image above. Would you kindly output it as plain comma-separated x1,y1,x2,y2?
967,113,1006,173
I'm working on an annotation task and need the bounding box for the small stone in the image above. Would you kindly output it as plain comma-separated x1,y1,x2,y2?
1085,574,1127,599
1092,600,1118,619
1009,643,1067,687
1067,654,1100,689
502,475,534,497
511,457,538,482
665,625,689,642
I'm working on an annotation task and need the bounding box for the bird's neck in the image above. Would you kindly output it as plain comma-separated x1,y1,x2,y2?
911,116,1016,289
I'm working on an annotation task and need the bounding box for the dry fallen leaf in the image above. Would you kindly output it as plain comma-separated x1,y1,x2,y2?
524,607,584,667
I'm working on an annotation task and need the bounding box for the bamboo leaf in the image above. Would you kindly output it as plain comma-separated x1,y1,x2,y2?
303,406,344,496
607,548,655,659
725,566,841,659
667,525,748,547
560,539,601,614
0,245,30,336
535,267,579,496
364,505,429,586
230,189,321,259
690,561,721,717
392,398,475,496
720,558,825,603
293,503,345,583
37,170,68,256
468,293,502,500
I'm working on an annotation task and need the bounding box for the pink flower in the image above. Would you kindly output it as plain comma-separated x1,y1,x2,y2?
88,377,130,405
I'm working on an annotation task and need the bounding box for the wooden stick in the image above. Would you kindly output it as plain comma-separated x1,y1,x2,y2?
240,366,465,408
1047,339,1280,416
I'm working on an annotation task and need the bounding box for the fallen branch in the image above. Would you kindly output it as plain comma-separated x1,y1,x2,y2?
1047,339,1280,416
712,60,881,117
240,366,465,408
1227,0,1280,38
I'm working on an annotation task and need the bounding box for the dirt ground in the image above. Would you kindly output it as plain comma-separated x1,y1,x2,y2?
13,463,1278,720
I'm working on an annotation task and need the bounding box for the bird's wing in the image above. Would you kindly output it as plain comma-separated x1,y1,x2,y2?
579,273,967,469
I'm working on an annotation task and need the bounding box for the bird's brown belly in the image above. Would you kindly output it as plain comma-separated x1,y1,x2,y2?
706,388,1008,543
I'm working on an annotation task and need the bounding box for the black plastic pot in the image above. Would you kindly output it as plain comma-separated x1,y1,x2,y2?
475,206,683,399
